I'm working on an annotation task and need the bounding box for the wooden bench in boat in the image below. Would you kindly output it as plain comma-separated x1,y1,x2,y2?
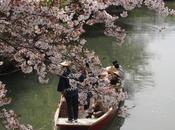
56,118,96,126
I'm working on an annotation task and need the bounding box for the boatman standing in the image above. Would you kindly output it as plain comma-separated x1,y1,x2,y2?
57,61,78,123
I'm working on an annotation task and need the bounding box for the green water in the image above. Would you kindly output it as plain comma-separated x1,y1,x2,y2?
0,73,59,130
1,3,175,130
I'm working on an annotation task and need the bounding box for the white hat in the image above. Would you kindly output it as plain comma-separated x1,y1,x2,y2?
60,61,71,66
0,61,3,66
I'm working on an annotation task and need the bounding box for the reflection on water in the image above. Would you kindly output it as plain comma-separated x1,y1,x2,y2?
1,6,175,130
122,17,175,130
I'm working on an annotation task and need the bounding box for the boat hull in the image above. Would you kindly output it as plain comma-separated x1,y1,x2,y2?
56,109,116,130
54,96,117,130
90,109,115,130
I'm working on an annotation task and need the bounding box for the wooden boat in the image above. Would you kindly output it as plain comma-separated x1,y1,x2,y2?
54,97,117,130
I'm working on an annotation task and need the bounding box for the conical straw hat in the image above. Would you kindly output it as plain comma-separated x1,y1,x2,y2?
60,61,71,66
0,61,3,66
105,66,119,75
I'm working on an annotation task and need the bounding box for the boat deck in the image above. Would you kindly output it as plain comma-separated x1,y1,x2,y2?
56,118,96,126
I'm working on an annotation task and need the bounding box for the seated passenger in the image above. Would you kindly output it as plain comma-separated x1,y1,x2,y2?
91,98,108,118
112,60,124,80
105,66,121,86
92,101,105,118
105,60,125,87
80,96,105,118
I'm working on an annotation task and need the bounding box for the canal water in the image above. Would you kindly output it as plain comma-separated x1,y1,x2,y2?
1,5,175,130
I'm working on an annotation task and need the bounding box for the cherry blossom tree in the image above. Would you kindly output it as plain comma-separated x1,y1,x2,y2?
0,0,174,129
0,0,173,82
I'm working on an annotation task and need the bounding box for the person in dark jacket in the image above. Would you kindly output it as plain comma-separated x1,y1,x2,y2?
112,60,124,80
57,61,79,123
57,61,71,93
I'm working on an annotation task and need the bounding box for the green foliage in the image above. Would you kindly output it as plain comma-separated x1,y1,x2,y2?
60,0,68,8
41,0,53,6
165,1,175,8
41,0,67,8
